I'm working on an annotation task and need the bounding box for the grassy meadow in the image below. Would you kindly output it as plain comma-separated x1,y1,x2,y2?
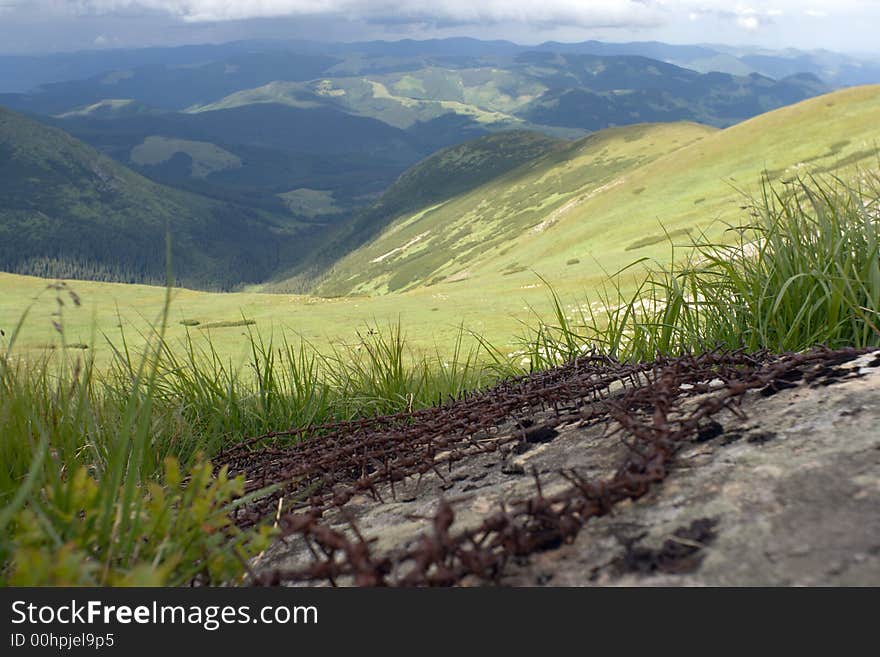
0,268,564,370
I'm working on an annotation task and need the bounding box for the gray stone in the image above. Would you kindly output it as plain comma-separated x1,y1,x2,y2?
254,351,880,586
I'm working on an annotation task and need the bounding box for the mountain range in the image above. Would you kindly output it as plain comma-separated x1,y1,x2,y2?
3,38,879,94
0,38,878,292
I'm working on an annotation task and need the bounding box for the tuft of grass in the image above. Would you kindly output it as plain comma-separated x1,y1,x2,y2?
518,173,880,367
625,228,692,252
0,255,272,585
1,308,500,584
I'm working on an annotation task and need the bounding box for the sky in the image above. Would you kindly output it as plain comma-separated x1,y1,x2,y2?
0,1,878,56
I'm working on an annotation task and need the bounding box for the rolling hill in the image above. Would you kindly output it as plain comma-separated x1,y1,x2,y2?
0,106,306,290
304,121,716,295
305,85,880,297
278,130,568,287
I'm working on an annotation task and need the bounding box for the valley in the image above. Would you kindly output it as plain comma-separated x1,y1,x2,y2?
4,84,876,368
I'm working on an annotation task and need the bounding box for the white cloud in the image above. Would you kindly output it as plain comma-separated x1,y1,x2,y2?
1,0,878,55
25,1,662,26
1,1,872,28
737,15,758,30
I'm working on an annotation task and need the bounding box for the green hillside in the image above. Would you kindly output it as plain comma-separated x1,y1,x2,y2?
279,130,566,287
313,85,880,297
311,122,716,295
0,106,304,290
503,84,880,282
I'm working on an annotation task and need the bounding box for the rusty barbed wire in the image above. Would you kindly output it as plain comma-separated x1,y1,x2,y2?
218,347,871,586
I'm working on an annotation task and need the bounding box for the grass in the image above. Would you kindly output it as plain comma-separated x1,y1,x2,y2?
0,269,271,584
0,302,500,585
315,121,715,296
1,168,878,586
198,318,257,329
519,173,880,368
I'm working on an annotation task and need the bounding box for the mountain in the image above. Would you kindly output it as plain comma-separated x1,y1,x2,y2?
530,41,880,87
708,46,880,88
0,106,306,290
193,53,829,132
0,50,340,115
0,41,307,93
3,41,834,134
0,39,838,235
299,85,880,297
517,58,828,130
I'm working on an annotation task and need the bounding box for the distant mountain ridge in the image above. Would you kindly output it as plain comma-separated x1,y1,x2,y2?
2,37,877,96
1,39,876,293
189,52,827,131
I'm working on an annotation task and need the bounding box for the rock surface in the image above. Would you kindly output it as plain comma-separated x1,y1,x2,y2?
253,351,880,586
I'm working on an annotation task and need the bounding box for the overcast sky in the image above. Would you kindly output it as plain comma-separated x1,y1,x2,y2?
1,1,878,56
